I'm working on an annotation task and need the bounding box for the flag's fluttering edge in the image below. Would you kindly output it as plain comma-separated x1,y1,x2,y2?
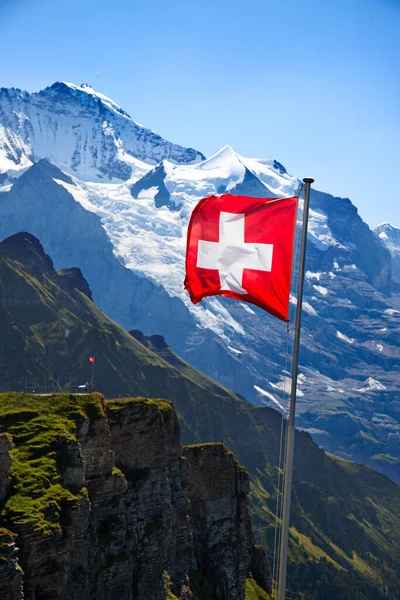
89,355,95,363
184,194,298,322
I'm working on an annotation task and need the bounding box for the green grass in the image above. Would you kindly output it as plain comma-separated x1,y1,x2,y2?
0,392,103,533
105,397,173,413
245,577,272,600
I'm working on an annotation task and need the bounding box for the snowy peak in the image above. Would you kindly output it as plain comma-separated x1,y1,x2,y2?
0,82,205,181
358,377,387,392
128,144,299,221
42,81,132,119
196,145,243,175
375,222,400,255
193,145,296,196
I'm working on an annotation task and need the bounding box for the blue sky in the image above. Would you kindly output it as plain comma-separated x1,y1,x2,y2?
1,0,399,228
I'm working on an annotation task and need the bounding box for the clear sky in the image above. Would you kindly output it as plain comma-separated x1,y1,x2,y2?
0,0,399,228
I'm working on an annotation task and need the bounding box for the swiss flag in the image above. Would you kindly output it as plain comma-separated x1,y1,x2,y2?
89,355,95,364
184,194,298,322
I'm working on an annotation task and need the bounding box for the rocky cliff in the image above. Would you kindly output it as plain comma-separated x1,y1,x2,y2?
0,393,268,600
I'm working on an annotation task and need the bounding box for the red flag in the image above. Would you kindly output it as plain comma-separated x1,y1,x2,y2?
184,194,298,322
89,355,95,364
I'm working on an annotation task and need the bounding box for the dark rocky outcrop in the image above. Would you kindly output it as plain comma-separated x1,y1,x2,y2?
0,433,13,502
0,394,266,600
183,443,270,600
57,267,93,300
0,231,55,276
0,529,23,600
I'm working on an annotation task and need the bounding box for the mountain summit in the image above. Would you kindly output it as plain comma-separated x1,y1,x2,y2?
0,81,204,180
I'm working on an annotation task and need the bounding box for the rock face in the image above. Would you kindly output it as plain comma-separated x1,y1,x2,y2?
0,433,13,502
0,437,22,599
183,444,270,600
0,529,23,600
0,395,266,600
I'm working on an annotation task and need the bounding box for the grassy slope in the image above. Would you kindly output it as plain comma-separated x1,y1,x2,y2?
0,392,105,533
1,239,400,599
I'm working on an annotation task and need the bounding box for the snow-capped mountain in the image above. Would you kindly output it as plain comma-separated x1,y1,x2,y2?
375,223,400,281
0,82,204,181
0,82,399,481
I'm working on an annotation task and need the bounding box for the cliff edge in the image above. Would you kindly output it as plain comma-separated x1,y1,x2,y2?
0,392,269,600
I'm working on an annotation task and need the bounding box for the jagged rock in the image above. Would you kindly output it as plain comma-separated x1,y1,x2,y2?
249,545,271,593
183,443,261,600
0,529,23,600
0,395,267,600
0,231,54,276
0,433,13,502
57,267,93,300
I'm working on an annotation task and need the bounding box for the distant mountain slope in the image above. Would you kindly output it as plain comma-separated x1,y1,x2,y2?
375,222,400,281
0,232,400,600
0,82,204,180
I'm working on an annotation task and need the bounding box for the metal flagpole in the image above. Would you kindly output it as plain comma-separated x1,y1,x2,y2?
277,177,314,600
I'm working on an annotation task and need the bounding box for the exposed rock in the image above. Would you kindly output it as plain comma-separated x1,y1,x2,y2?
0,396,267,600
0,433,13,502
0,529,23,600
0,83,204,179
249,545,271,593
57,267,93,300
183,443,268,600
0,231,54,276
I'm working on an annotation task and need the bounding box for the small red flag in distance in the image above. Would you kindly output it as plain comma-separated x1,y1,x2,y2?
184,194,298,322
89,356,95,363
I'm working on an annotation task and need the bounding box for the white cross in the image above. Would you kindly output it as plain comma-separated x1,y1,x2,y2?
197,211,274,294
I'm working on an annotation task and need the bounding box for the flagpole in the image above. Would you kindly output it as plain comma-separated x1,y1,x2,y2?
277,177,314,600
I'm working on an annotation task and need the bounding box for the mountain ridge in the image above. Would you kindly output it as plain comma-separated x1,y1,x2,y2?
0,81,205,180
